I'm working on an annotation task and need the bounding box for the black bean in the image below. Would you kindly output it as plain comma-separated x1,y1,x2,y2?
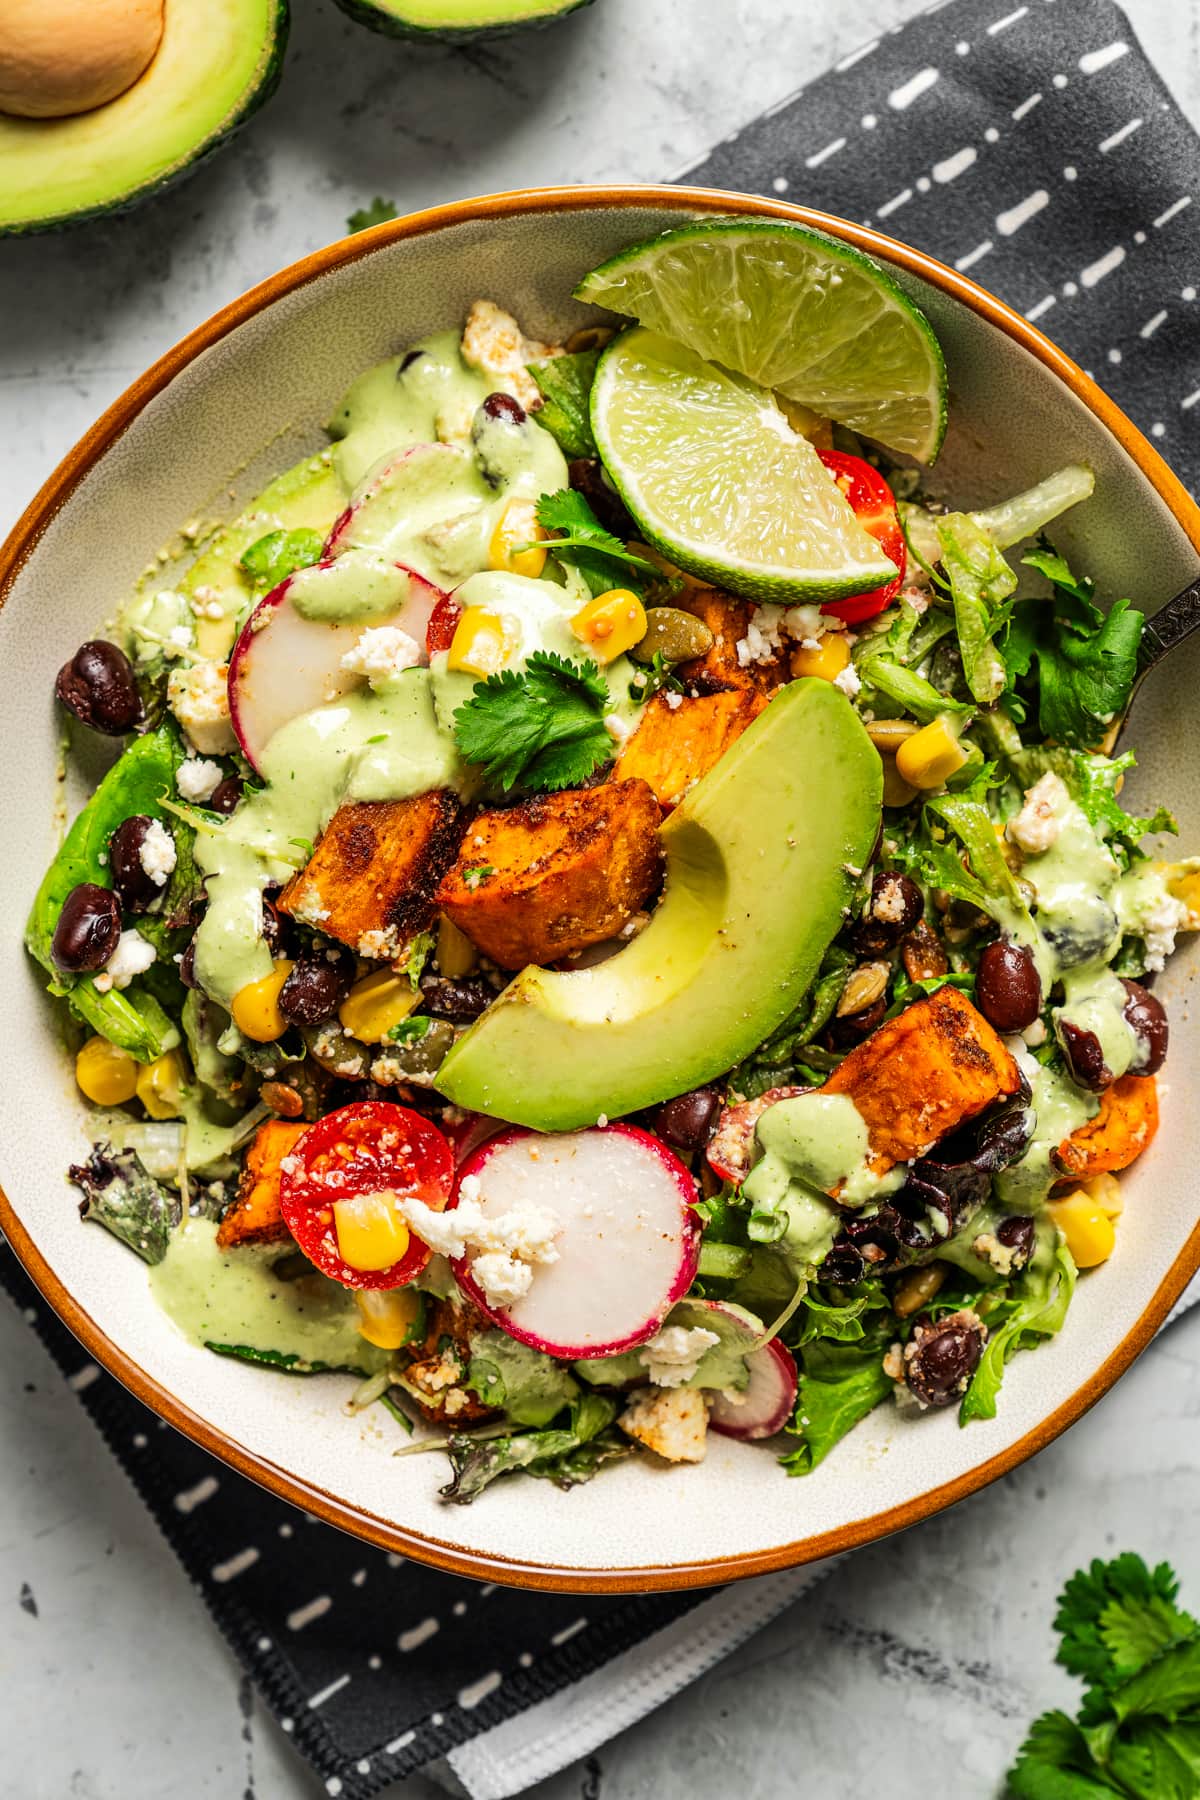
820,1238,866,1285
1042,901,1120,969
655,1087,720,1154
479,391,526,426
398,349,425,374
824,996,887,1050
1121,978,1169,1075
1057,1018,1114,1091
419,975,495,1022
260,895,291,957
976,940,1042,1034
109,815,165,913
278,949,355,1027
996,1214,1036,1270
905,1311,987,1408
208,775,244,816
849,871,923,955
55,640,141,736
51,883,122,973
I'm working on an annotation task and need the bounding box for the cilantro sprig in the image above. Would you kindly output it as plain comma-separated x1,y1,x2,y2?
534,489,660,597
452,650,613,794
1002,545,1145,748
1007,1553,1200,1797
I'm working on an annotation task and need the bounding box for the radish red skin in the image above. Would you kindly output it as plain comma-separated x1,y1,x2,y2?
227,556,447,771
450,1123,702,1361
710,1339,799,1441
707,1085,810,1187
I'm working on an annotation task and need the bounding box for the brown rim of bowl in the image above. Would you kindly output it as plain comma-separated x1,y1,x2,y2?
3,183,1200,1594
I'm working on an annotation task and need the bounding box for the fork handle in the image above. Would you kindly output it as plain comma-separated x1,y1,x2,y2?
1139,571,1200,671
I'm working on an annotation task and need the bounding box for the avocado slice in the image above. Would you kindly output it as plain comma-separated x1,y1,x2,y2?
181,449,347,660
0,0,288,235
333,0,594,39
435,679,882,1131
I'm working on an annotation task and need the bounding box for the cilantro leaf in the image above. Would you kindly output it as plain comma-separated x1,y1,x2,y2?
527,351,600,459
347,196,397,233
452,651,613,793
239,528,325,591
1057,1556,1188,1689
1007,1711,1120,1798
1002,547,1145,747
534,489,659,597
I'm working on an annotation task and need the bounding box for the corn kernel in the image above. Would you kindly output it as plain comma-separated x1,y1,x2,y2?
1084,1172,1124,1217
446,605,518,677
571,589,648,664
789,633,852,682
1168,867,1200,917
895,717,968,791
75,1035,139,1106
1047,1189,1117,1267
354,1286,423,1349
488,499,547,578
231,960,294,1043
333,1192,410,1274
339,968,420,1043
436,913,477,980
135,1048,187,1120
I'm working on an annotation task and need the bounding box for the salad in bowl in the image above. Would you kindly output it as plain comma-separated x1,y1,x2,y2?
27,221,1198,1504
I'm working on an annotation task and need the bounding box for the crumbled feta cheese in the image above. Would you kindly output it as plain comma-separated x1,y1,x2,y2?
663,689,683,711
639,1325,720,1388
604,712,633,745
396,1190,561,1312
973,1232,1019,1277
872,883,907,926
1007,771,1069,855
460,298,560,412
93,928,156,993
1022,1018,1048,1047
137,818,177,887
618,1386,709,1462
833,664,862,698
783,604,826,642
176,756,223,803
340,624,420,689
167,659,236,755
165,621,195,657
735,603,786,668
1140,891,1189,973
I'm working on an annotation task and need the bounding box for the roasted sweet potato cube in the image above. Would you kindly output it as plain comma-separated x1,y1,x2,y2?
278,791,464,960
823,986,1021,1175
676,588,786,692
437,778,662,969
615,689,767,811
216,1120,307,1250
1053,1074,1159,1180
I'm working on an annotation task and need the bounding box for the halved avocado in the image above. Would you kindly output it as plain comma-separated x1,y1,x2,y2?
435,679,882,1132
0,0,288,235
333,0,594,40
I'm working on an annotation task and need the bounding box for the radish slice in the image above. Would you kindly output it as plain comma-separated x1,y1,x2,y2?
445,1109,505,1169
709,1339,799,1441
452,1124,700,1360
324,442,490,563
707,1085,811,1186
227,552,447,770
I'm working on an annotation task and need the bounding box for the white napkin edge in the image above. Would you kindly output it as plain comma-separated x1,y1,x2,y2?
439,1275,1200,1800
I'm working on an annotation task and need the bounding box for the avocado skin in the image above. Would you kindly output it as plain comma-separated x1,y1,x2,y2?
0,1,289,237
436,679,884,1133
331,0,594,41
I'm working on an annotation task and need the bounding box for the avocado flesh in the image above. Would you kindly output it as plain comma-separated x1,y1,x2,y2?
183,450,347,660
436,679,883,1132
333,0,593,37
0,0,287,234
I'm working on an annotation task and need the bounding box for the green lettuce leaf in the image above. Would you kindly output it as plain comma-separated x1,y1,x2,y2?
937,512,1017,703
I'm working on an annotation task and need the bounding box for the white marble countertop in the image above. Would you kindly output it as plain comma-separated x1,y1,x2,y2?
2,1,1199,1794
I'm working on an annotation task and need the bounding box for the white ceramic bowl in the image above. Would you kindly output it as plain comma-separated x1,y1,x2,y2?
3,186,1199,1592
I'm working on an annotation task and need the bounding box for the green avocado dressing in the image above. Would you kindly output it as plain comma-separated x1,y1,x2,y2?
742,1094,904,1273
193,670,470,1006
995,1055,1098,1211
149,1218,383,1372
328,329,493,489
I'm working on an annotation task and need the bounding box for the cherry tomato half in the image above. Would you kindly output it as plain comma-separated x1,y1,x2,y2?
426,593,463,656
278,1101,453,1290
817,450,907,625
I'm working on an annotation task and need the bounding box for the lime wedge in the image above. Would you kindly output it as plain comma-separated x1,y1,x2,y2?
591,328,900,602
576,220,947,464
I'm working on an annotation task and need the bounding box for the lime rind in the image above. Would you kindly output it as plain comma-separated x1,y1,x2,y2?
576,218,948,465
591,328,900,603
